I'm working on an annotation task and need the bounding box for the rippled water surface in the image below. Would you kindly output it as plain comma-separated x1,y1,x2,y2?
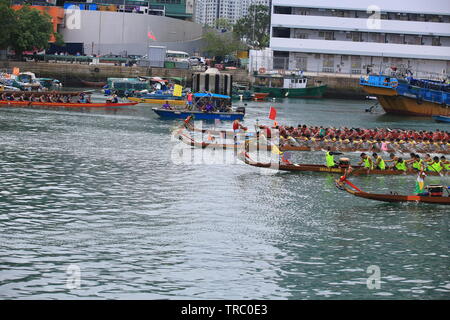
0,97,449,299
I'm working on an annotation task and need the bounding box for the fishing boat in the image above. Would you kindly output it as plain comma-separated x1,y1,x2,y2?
36,78,62,90
336,179,450,205
152,93,245,121
433,115,450,123
253,71,327,98
360,74,450,117
0,100,138,108
239,152,447,176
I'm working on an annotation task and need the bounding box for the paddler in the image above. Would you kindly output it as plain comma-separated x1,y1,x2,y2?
440,156,449,171
427,156,443,173
325,147,342,168
358,153,373,170
372,153,386,170
384,153,399,169
411,154,425,171
393,157,407,172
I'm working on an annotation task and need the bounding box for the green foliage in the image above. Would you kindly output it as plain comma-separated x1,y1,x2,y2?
0,0,16,50
215,18,232,31
0,3,54,55
53,32,65,47
233,5,270,49
203,31,246,58
11,5,53,55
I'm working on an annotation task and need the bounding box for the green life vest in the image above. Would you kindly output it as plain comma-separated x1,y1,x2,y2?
363,157,373,169
412,159,423,170
444,162,450,171
395,160,407,171
326,152,335,167
429,161,443,173
376,157,386,170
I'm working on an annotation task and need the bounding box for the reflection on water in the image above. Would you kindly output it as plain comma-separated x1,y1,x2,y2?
0,98,449,299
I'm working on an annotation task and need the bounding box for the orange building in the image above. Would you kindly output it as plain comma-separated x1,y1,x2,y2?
11,5,64,42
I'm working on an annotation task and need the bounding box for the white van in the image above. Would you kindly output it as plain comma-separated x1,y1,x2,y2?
166,50,190,63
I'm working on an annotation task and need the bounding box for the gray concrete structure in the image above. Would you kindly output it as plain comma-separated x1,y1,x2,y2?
61,10,204,56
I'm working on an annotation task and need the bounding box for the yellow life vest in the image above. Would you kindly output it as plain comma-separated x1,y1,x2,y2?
395,160,407,171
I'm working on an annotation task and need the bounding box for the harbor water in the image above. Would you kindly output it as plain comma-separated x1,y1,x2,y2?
0,97,449,299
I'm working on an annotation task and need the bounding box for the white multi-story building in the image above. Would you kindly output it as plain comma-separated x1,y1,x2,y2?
195,0,269,26
269,0,450,77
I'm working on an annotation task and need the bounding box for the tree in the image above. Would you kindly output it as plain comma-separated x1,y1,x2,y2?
10,5,53,56
215,18,232,32
233,5,270,49
203,31,246,59
0,0,16,50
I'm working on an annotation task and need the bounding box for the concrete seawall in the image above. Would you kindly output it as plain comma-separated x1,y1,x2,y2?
1,61,366,98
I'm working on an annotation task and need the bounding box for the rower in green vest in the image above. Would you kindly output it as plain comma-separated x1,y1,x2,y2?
394,157,407,171
325,147,342,168
428,156,443,173
372,153,386,170
358,153,373,170
412,154,424,171
440,156,450,171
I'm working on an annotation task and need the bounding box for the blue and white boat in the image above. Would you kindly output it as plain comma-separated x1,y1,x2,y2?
152,93,245,121
432,115,450,123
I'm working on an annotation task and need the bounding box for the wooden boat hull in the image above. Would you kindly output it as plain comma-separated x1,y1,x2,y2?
253,85,327,98
239,153,447,176
363,86,450,117
253,92,269,101
339,183,450,205
81,80,107,87
0,100,138,108
176,130,271,151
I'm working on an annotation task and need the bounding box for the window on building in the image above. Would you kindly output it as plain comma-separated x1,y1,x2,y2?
351,56,362,74
273,6,292,14
351,32,362,42
293,30,309,39
322,54,334,72
432,37,441,46
272,27,290,38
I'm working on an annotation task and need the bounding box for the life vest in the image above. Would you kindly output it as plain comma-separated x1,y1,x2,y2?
443,162,450,171
395,160,407,171
376,157,386,170
326,152,336,167
429,161,443,173
412,159,423,171
363,157,373,169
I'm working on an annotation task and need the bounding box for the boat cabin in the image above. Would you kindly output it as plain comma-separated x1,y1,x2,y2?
254,73,309,89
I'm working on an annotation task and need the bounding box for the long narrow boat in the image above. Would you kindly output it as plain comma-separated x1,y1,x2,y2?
183,122,449,155
336,179,450,205
0,100,138,108
175,129,272,151
239,152,447,176
81,80,107,88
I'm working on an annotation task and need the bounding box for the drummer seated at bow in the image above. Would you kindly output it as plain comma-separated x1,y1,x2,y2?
358,153,374,170
325,147,342,168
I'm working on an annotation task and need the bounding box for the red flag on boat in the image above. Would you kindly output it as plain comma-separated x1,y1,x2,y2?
268,106,277,120
147,31,156,41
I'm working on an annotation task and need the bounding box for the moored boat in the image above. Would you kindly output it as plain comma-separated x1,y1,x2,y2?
253,71,327,98
81,80,107,88
433,115,450,123
152,93,245,121
336,179,450,205
360,74,450,117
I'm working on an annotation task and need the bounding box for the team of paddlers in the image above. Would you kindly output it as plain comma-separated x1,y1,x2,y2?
0,92,96,104
325,147,449,173
255,123,450,154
